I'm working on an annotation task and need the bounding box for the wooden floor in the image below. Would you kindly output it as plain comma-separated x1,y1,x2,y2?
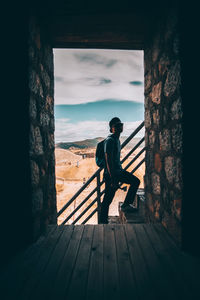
0,224,200,300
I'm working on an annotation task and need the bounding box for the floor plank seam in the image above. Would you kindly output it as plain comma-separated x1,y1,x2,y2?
84,225,95,300
132,225,159,299
113,225,121,300
49,225,75,296
123,225,140,300
64,225,86,299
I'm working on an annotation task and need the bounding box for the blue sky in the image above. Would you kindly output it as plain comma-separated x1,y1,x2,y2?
53,49,144,142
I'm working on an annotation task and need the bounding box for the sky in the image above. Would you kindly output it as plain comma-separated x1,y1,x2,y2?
53,49,144,142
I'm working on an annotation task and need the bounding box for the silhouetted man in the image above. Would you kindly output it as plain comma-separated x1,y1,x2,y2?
99,117,140,224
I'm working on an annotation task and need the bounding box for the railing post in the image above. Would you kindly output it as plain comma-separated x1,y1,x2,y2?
96,172,101,224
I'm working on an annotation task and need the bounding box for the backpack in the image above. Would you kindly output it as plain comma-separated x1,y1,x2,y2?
95,139,106,168
95,136,116,168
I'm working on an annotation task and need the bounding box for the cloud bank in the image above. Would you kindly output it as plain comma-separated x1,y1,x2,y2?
55,119,144,143
53,49,144,104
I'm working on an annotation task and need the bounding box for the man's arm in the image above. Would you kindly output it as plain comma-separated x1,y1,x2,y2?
105,147,117,188
105,152,114,178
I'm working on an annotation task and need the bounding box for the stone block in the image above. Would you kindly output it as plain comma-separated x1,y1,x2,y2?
151,172,161,195
154,153,162,172
174,157,182,190
29,96,37,120
30,125,44,156
45,95,54,115
145,110,151,128
29,70,43,97
172,124,183,153
144,71,152,92
152,109,160,126
40,111,50,127
145,131,149,147
159,129,171,151
173,198,182,221
48,133,55,149
164,60,181,97
30,160,40,186
158,54,170,76
171,98,182,120
149,130,155,148
154,200,161,220
41,68,50,89
151,82,162,104
164,156,175,184
32,188,43,213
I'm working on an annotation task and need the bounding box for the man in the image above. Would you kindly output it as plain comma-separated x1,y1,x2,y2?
99,117,140,224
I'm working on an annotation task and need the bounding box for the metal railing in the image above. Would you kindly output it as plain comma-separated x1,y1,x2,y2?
57,121,145,225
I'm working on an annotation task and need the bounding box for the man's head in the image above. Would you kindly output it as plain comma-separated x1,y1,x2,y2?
109,117,123,134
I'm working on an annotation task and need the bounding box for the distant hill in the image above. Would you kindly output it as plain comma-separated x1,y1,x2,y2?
56,136,144,150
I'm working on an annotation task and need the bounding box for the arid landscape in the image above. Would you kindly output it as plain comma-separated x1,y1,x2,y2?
55,138,145,225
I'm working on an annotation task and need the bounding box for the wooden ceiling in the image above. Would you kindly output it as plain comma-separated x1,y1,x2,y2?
32,0,174,49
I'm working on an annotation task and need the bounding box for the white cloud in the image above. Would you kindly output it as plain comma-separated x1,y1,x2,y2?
55,119,144,143
53,49,144,104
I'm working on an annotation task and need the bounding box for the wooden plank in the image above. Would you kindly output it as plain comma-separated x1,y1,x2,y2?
66,225,95,299
143,224,192,299
19,225,65,299
154,223,200,299
86,225,104,300
114,224,139,299
96,172,101,223
103,224,120,300
133,224,176,300
124,224,158,300
49,225,85,300
0,225,58,299
29,225,74,300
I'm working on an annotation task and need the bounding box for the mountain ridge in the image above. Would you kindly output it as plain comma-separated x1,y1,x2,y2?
56,136,144,150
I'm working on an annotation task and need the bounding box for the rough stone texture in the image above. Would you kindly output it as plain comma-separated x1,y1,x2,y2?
172,124,183,153
154,153,162,172
151,81,162,104
164,60,181,98
151,173,161,195
144,10,183,246
159,129,171,152
29,17,57,240
171,98,183,120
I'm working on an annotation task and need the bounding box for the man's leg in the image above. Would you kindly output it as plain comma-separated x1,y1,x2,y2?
117,170,140,206
99,175,116,223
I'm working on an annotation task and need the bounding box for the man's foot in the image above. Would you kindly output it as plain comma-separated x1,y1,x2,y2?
121,203,138,212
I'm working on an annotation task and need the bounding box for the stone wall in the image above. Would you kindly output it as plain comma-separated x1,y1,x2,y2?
29,17,57,239
144,10,183,245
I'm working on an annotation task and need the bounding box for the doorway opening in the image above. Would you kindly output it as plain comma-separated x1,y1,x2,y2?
53,48,145,225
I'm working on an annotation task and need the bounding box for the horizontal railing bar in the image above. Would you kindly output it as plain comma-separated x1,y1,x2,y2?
72,188,106,225
131,158,145,174
57,169,102,217
60,179,105,224
72,198,97,225
124,147,146,171
61,186,98,225
121,137,145,164
121,121,144,150
82,207,98,225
